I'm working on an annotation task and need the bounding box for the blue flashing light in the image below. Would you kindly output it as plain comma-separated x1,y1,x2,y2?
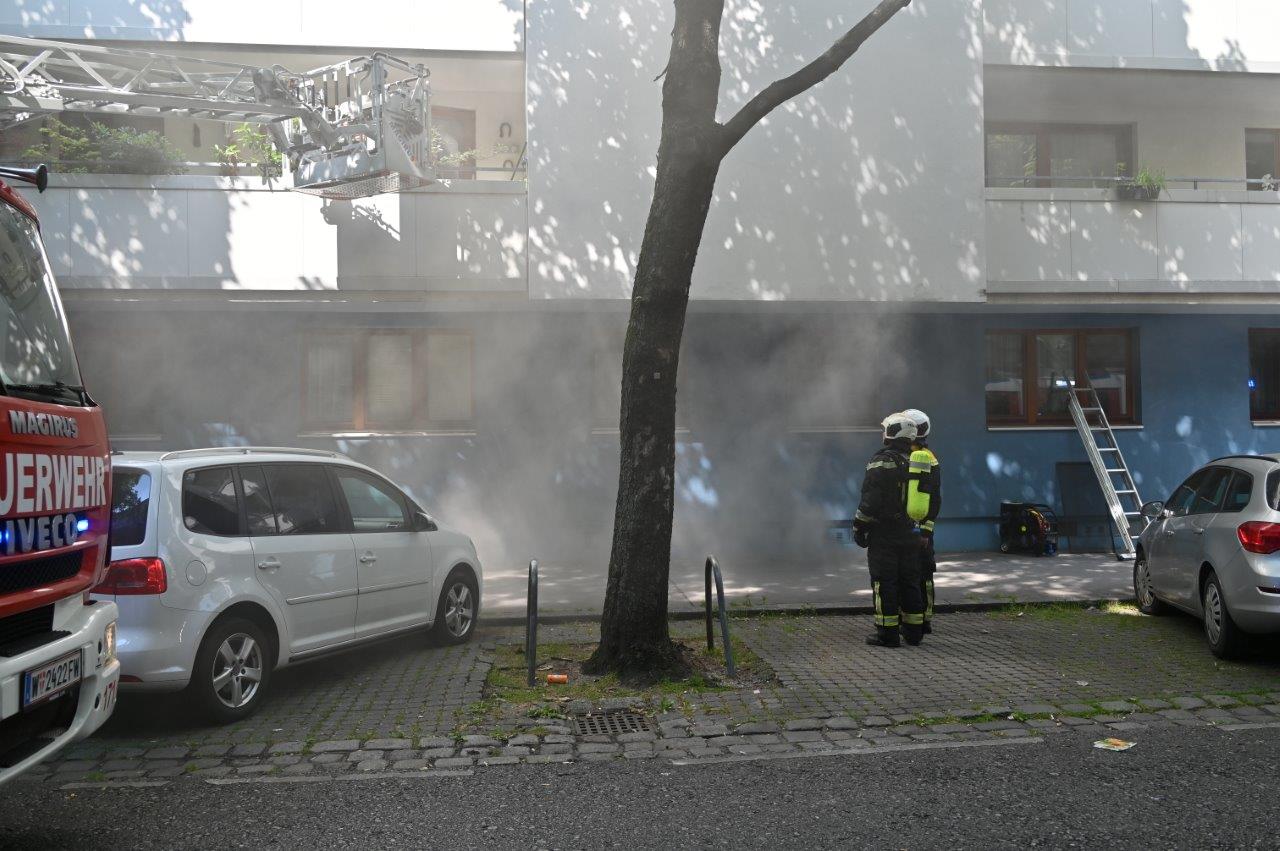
76,518,90,533
1248,378,1258,391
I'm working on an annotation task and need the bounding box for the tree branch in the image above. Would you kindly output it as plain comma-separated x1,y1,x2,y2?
718,0,912,154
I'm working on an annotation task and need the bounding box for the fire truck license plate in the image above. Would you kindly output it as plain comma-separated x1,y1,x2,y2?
22,651,81,710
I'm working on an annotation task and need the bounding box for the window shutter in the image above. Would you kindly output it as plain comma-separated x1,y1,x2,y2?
365,334,414,427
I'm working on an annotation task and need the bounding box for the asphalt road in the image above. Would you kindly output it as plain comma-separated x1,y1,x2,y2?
3,724,1278,850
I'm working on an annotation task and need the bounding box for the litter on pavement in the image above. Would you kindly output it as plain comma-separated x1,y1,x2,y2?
1093,738,1136,751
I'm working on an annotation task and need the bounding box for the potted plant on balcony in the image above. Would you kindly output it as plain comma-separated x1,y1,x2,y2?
20,117,186,175
1116,165,1166,201
215,124,282,179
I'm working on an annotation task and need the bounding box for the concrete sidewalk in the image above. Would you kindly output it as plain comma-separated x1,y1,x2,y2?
482,551,1134,616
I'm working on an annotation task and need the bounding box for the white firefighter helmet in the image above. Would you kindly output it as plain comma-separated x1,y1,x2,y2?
901,408,931,440
881,412,918,442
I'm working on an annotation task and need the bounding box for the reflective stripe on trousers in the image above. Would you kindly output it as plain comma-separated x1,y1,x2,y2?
872,581,900,628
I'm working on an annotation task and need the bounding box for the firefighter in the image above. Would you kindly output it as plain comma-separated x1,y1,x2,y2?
852,413,926,648
902,408,941,634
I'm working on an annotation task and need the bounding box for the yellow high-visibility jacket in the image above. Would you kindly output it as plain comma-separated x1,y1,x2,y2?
906,445,941,527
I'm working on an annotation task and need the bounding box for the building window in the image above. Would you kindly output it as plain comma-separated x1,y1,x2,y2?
302,330,474,432
985,330,1138,426
433,106,477,180
1249,330,1280,421
985,123,1134,189
1246,130,1280,191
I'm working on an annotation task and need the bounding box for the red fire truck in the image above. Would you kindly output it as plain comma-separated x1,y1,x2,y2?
0,165,119,786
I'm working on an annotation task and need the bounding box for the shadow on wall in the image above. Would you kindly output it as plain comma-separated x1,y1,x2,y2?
22,178,247,305
5,0,525,49
0,0,190,34
73,0,191,37
319,188,526,294
986,0,1265,70
526,0,986,303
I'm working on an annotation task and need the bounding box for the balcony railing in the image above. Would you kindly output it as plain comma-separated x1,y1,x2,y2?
987,175,1279,192
23,171,528,295
0,159,527,181
986,183,1280,295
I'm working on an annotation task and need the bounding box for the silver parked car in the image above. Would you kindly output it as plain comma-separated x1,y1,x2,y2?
96,448,483,722
1135,455,1280,657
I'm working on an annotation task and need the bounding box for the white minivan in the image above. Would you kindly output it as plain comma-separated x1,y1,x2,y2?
95,447,482,721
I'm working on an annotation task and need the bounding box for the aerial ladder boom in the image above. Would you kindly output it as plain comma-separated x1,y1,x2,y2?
0,33,434,199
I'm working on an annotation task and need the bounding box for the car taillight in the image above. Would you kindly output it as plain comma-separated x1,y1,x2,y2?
92,558,167,595
1236,522,1280,554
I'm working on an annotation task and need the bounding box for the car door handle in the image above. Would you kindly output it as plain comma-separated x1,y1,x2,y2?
1193,529,1205,535
358,554,378,564
257,557,281,571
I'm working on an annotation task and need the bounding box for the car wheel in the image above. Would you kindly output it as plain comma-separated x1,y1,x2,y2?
1133,554,1166,615
1202,571,1243,659
431,570,478,645
190,617,272,723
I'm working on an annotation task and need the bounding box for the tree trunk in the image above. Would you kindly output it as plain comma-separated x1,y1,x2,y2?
586,0,912,679
585,0,724,680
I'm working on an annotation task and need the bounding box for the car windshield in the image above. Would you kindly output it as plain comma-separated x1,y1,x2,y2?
0,202,84,405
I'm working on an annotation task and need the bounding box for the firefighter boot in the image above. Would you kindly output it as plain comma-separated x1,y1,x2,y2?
902,622,925,646
865,627,901,648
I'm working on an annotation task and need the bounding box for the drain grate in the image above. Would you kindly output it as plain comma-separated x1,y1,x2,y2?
572,712,651,737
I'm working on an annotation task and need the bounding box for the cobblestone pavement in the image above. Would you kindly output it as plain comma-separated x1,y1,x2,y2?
91,630,490,747
734,607,1280,719
30,606,1280,786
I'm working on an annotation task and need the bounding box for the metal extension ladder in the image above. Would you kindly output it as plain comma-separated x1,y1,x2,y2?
1067,384,1145,560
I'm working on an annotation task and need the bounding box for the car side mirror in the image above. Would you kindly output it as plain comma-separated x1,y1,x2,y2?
414,510,438,532
1140,501,1165,520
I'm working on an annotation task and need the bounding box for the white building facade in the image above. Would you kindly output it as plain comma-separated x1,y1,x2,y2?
3,1,1280,570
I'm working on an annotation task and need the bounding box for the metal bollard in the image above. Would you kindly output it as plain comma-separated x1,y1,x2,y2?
704,556,736,678
526,559,538,687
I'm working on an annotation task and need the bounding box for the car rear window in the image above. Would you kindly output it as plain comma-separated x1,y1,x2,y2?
1222,471,1253,513
183,466,241,537
110,468,151,547
1270,470,1280,511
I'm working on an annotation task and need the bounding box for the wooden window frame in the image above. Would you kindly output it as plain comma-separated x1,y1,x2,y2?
301,329,475,433
985,329,1139,427
984,122,1135,189
1248,328,1280,421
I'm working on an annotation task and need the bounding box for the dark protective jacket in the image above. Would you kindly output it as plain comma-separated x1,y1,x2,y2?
853,441,916,542
913,441,942,534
